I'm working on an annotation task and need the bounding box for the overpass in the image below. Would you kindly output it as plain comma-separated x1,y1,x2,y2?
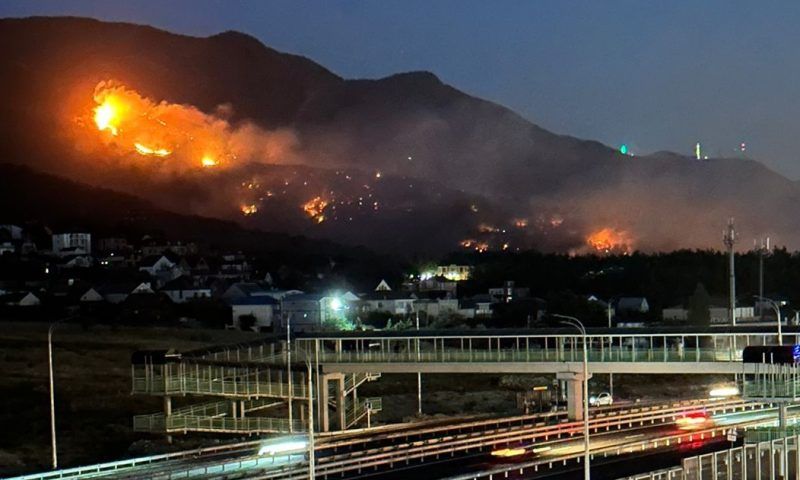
131,327,795,434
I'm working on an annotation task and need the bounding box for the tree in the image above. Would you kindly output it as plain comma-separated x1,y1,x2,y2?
688,283,711,326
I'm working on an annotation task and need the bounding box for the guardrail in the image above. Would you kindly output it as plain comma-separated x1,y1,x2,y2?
312,347,740,364
618,433,800,480
7,398,754,480
444,412,791,480
132,376,308,398
265,399,766,480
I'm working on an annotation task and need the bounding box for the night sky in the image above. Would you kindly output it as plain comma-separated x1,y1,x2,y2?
3,1,800,178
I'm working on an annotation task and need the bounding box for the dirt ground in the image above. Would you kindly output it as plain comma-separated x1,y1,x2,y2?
0,323,731,476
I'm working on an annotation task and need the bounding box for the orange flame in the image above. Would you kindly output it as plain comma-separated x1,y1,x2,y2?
302,196,328,223
240,204,258,216
586,228,633,254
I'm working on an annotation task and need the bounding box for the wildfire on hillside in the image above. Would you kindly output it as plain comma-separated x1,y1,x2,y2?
303,196,328,223
586,227,633,254
89,80,294,171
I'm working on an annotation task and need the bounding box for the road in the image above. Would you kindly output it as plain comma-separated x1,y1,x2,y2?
9,398,779,480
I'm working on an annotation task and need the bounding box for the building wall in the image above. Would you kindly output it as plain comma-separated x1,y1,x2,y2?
232,304,274,330
52,233,91,256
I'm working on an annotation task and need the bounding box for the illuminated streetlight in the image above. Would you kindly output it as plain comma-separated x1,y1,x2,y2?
552,314,590,480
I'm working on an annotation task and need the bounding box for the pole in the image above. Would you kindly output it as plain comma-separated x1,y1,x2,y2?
723,219,737,326
306,357,315,480
607,302,613,400
416,312,422,416
287,314,293,433
775,302,783,345
48,323,58,470
581,325,590,480
553,314,590,480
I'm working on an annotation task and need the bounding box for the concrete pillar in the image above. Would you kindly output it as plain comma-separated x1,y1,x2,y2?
337,375,346,430
164,396,173,444
240,400,245,418
320,374,330,432
557,371,591,421
231,400,238,419
779,403,788,429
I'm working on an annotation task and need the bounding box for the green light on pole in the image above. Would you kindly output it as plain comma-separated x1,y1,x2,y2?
620,144,628,155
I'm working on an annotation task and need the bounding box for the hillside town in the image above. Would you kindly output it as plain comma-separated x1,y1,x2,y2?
0,224,784,332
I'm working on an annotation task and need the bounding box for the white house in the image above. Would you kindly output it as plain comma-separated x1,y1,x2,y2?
229,296,279,331
52,232,91,256
138,255,181,286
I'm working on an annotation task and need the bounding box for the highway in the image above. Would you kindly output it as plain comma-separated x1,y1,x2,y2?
12,397,775,480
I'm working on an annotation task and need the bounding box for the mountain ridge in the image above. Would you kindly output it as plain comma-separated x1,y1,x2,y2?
1,16,799,252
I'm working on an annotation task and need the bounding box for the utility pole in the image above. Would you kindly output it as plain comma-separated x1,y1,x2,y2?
415,312,422,416
723,219,737,326
756,237,770,320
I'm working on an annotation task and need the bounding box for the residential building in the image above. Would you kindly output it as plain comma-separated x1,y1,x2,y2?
229,296,278,331
160,276,212,303
488,281,530,303
434,264,473,281
52,232,91,256
1,291,41,307
96,282,153,304
615,297,650,314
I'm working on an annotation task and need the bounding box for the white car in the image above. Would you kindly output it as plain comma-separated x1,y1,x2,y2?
589,392,613,407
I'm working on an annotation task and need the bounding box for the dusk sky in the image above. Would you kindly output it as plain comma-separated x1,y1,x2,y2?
4,0,800,178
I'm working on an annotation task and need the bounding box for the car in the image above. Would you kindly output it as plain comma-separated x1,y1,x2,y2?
589,392,613,407
676,411,714,430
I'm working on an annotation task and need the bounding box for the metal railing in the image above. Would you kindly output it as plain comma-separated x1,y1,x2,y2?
619,433,800,479
313,347,737,364
132,375,308,398
134,414,306,434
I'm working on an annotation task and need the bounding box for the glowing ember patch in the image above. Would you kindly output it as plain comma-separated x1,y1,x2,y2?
134,143,171,157
586,228,633,254
491,448,526,457
303,196,328,223
514,219,528,228
241,204,258,216
94,102,119,135
201,156,218,167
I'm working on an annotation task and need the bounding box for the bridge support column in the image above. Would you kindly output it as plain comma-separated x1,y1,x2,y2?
320,374,331,432
163,396,172,444
337,375,346,430
557,371,591,421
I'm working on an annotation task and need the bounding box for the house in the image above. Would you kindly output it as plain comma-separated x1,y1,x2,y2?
229,296,279,331
97,237,129,253
360,291,416,316
419,276,458,294
615,297,650,314
358,280,415,316
138,255,181,286
1,291,41,307
80,287,104,303
434,264,473,281
59,254,93,269
97,282,154,304
0,242,15,255
52,232,91,256
222,282,271,300
160,276,212,303
281,293,354,331
0,224,22,240
488,281,530,303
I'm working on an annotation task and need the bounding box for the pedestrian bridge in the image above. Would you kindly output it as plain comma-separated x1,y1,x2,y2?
297,328,798,375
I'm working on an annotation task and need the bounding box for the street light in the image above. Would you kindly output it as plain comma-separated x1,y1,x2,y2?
755,296,786,345
293,345,316,480
48,319,66,470
552,314,590,480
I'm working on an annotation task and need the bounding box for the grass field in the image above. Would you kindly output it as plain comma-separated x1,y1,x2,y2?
0,322,256,476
